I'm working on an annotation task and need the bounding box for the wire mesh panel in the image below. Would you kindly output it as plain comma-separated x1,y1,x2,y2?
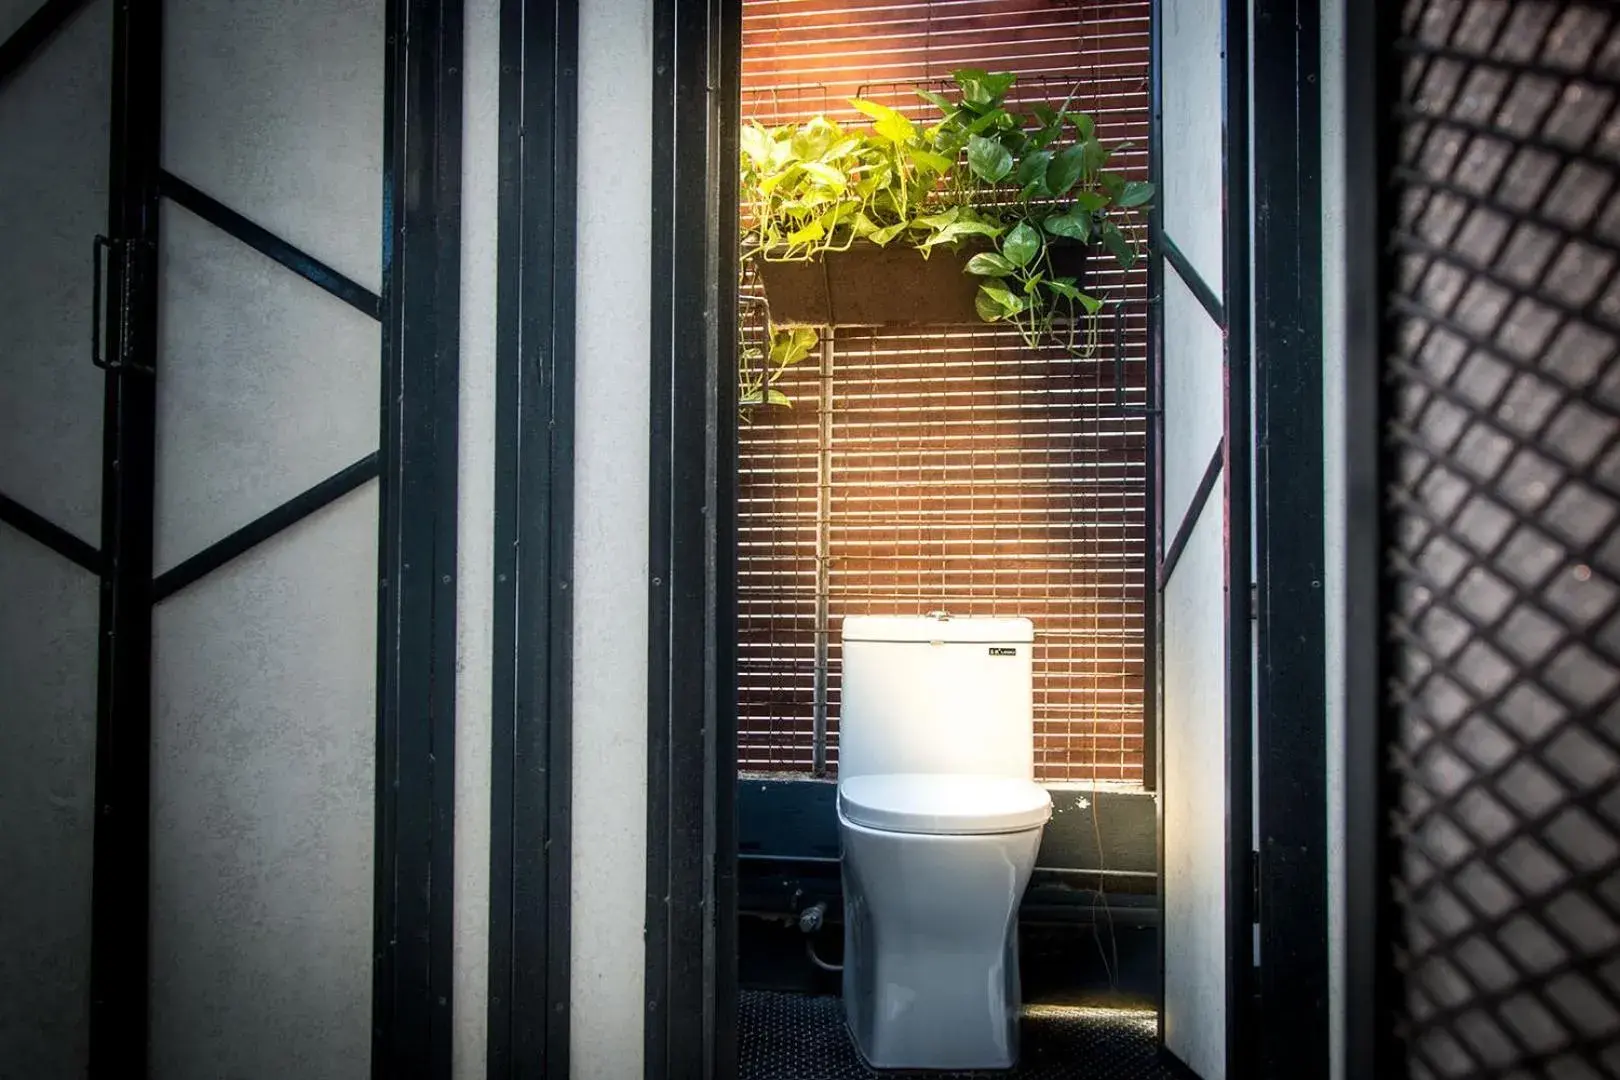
1389,2,1620,1075
737,0,1152,783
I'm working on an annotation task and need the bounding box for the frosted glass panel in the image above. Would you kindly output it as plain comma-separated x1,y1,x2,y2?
0,525,99,1079
154,203,381,574
1162,492,1228,1079
0,0,41,45
1163,270,1225,534
0,0,110,544
162,0,385,293
149,483,377,1080
1161,0,1225,294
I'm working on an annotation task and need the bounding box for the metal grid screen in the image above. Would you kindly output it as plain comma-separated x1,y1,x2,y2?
736,0,1151,784
1390,2,1620,1076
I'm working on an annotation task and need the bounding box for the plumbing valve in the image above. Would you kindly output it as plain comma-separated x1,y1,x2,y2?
798,900,828,934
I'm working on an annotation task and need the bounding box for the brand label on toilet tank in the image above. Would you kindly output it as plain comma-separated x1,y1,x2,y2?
987,646,1017,656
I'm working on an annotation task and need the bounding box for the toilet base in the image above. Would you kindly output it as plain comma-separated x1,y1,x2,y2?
838,816,1043,1071
841,972,1020,1073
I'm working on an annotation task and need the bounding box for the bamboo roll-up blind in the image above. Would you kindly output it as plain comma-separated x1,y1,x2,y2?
737,0,1151,784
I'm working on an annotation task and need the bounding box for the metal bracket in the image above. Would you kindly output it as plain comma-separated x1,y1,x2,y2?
91,234,155,376
1112,301,1161,417
1251,848,1262,927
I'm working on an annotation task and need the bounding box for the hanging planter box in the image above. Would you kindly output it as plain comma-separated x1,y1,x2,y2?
756,239,1090,328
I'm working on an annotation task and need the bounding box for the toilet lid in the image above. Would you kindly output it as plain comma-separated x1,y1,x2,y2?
838,773,1052,835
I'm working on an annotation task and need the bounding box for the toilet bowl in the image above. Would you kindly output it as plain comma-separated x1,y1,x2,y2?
836,614,1051,1072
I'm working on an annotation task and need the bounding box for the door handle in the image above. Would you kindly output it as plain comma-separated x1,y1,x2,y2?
90,234,153,375
91,234,111,370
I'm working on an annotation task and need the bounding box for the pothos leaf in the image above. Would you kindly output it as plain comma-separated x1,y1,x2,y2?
740,123,772,167
1043,211,1092,242
1014,150,1054,193
1118,180,1157,208
850,97,917,144
786,219,825,246
911,206,961,229
1001,221,1042,268
979,280,1025,315
964,251,1016,276
768,327,819,368
868,221,907,246
975,288,1008,322
1046,145,1086,197
798,161,846,186
909,148,956,175
1100,220,1137,269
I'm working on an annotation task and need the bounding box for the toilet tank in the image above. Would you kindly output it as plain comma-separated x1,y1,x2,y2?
837,614,1035,781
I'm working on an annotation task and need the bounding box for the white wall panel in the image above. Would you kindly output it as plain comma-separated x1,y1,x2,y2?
454,0,499,1074
0,0,41,45
161,0,385,293
571,0,653,1075
1162,491,1228,1079
1163,269,1226,534
149,486,377,1080
1160,0,1225,294
0,0,110,544
153,203,380,574
0,525,98,1080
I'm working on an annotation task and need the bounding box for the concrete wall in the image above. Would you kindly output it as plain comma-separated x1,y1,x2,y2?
456,0,500,1075
570,0,653,1075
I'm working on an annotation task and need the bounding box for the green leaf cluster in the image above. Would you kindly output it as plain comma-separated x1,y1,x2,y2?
739,324,818,413
739,67,1156,376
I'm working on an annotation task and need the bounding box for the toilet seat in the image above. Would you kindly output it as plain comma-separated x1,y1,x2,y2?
838,772,1052,835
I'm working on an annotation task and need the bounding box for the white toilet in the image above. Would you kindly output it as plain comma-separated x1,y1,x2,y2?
837,612,1052,1072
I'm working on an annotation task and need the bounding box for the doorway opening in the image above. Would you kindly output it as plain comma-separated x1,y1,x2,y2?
731,3,1167,1076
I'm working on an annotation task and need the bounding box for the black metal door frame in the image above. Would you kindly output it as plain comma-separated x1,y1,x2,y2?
1147,0,1254,1075
1341,3,1403,1078
374,1,464,1077
644,0,742,1077
1251,0,1330,1076
484,0,579,1076
0,1,464,1075
0,1,163,1072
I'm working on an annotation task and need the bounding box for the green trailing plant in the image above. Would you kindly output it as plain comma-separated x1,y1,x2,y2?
738,67,1155,370
739,323,819,413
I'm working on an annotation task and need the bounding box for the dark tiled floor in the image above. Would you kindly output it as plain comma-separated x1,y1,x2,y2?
738,990,1177,1079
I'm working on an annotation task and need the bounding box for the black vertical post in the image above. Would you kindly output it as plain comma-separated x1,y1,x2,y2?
646,0,738,1074
1221,0,1255,1074
88,0,161,1074
1252,0,1329,1075
487,0,578,1075
374,1,462,1077
709,0,743,1075
646,0,708,1067
1146,0,1168,1047
1343,2,1404,1078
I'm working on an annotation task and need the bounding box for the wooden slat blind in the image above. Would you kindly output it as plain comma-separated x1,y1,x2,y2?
738,0,1151,784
